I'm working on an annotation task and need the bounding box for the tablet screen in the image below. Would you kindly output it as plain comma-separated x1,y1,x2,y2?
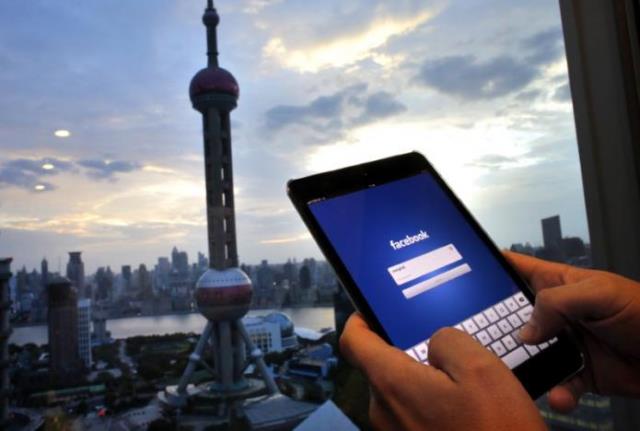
309,172,553,367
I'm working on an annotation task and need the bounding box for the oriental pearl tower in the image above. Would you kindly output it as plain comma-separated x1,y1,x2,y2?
161,0,278,421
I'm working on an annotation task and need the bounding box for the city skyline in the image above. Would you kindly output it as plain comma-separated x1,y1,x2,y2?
0,0,589,273
7,215,586,277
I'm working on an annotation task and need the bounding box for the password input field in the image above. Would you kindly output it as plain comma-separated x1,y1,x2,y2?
387,243,462,286
402,263,472,299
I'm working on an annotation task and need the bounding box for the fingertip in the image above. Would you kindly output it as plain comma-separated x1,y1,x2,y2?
345,312,367,329
518,323,539,344
547,386,579,413
340,313,390,365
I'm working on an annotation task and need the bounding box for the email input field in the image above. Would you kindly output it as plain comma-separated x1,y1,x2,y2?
402,263,472,299
387,243,463,286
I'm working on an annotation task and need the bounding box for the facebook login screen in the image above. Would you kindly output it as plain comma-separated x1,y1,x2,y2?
310,173,553,368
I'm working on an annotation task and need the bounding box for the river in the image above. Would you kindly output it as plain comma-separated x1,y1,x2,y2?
9,307,335,346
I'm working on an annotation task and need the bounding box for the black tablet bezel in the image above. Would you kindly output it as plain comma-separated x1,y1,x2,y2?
287,151,583,399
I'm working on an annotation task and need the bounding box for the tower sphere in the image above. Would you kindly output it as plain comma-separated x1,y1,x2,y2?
189,67,239,100
195,267,252,321
202,8,220,27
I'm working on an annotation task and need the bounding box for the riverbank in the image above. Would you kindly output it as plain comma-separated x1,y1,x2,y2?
11,303,335,329
10,306,335,346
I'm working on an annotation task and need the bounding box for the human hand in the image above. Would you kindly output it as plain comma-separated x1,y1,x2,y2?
340,313,546,431
505,251,640,412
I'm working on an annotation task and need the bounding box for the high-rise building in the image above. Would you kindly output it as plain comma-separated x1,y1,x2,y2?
0,258,12,427
161,2,315,426
137,264,153,299
197,252,208,270
171,247,190,276
66,251,86,297
155,257,171,291
41,258,48,289
77,298,92,368
48,278,83,381
541,215,562,251
92,300,110,345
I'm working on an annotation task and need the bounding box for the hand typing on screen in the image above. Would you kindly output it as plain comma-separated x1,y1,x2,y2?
506,251,640,412
340,313,546,431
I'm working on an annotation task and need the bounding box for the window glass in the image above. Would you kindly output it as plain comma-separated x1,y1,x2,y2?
1,1,609,429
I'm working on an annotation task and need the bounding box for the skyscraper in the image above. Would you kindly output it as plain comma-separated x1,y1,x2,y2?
540,215,564,262
541,215,562,251
66,251,86,297
77,298,92,368
41,258,48,289
48,277,83,382
0,258,12,427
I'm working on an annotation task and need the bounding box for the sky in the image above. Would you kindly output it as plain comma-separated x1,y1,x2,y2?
0,0,589,274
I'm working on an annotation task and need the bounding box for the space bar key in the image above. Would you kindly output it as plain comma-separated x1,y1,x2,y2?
501,347,529,369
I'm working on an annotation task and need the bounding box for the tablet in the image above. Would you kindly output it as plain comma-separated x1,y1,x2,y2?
288,151,583,399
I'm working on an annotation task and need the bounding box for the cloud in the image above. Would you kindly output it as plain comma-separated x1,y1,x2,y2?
260,232,311,245
242,0,283,14
0,157,75,192
466,154,518,170
265,83,366,130
358,91,407,122
0,157,143,191
77,159,143,180
415,28,565,100
264,83,406,140
553,82,571,102
522,28,564,66
416,55,537,100
261,9,433,73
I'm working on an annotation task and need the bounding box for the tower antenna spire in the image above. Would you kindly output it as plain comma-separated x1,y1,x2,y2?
203,0,219,67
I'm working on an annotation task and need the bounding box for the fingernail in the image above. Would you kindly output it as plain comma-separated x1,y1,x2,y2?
519,321,537,343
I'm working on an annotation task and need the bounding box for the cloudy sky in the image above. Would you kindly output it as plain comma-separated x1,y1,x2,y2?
0,0,588,273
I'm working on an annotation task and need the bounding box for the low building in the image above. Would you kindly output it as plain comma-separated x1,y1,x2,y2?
244,312,298,354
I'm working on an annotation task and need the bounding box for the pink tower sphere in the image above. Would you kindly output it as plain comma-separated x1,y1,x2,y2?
194,267,252,321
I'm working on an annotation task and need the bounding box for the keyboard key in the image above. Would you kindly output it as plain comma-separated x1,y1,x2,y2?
462,319,479,334
539,342,549,350
495,303,509,317
505,297,519,312
454,324,464,331
491,340,507,356
510,329,523,344
473,313,489,329
507,314,523,328
406,349,419,362
515,292,528,306
548,337,557,344
476,330,492,346
517,305,534,323
415,343,429,361
501,335,518,351
524,344,540,355
484,308,499,323
487,324,502,340
497,319,513,333
502,346,530,368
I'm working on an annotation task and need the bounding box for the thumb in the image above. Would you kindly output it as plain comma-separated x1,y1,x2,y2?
519,278,611,344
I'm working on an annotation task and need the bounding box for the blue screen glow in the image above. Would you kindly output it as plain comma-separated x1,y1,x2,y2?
309,173,520,349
